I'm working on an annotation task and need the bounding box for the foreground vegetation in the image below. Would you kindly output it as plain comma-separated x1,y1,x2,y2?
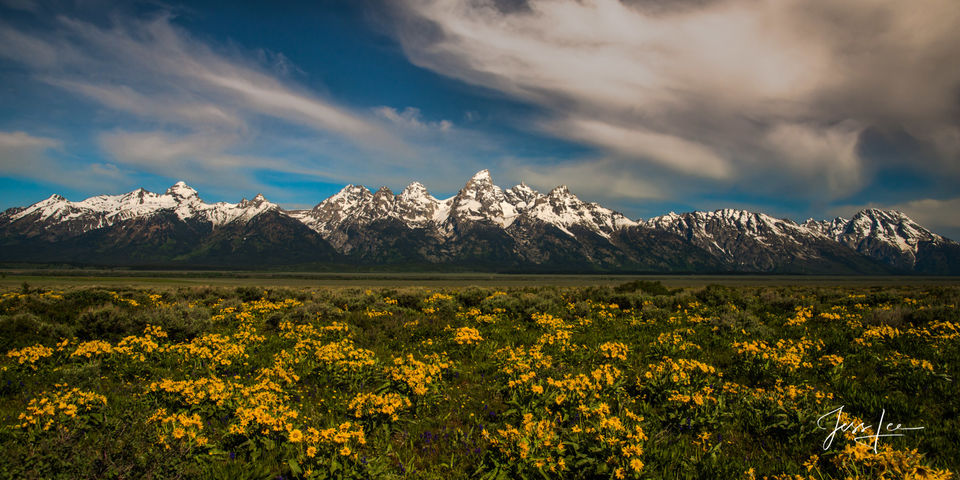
0,281,957,479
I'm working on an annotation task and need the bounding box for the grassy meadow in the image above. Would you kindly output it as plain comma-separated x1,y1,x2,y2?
0,279,957,479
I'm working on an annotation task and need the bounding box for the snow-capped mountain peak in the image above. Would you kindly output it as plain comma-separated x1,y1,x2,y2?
449,170,517,227
165,181,200,201
646,208,820,260
468,169,492,184
396,182,441,225
807,209,943,267
9,193,75,223
294,184,373,235
5,182,277,234
237,193,269,209
400,181,429,199
504,183,542,213
525,184,637,238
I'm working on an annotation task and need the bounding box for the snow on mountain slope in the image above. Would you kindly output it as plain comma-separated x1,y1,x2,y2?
397,182,443,225
646,209,824,258
291,184,375,236
5,182,278,233
446,170,519,228
640,207,910,273
801,208,951,269
3,172,954,273
292,170,638,241
523,185,637,238
291,181,447,234
803,209,943,255
504,182,541,209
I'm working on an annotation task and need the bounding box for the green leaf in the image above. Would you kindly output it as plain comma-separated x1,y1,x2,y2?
287,458,302,476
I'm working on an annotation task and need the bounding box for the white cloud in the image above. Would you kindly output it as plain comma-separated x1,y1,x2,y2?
761,121,865,194
0,130,128,190
48,14,405,150
0,26,62,67
544,117,731,179
508,158,665,201
390,0,960,199
96,129,347,183
43,79,245,129
374,106,452,131
0,130,59,150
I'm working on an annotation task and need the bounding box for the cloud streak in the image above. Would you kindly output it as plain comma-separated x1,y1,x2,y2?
0,11,474,196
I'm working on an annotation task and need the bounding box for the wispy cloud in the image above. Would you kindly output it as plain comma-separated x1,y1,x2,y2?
0,130,58,150
44,78,245,129
374,106,452,132
508,157,665,201
0,130,128,190
543,117,731,179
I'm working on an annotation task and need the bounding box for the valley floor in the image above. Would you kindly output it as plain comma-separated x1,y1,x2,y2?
2,270,960,289
0,282,957,478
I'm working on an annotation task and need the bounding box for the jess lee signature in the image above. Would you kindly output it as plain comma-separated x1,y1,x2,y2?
817,405,924,453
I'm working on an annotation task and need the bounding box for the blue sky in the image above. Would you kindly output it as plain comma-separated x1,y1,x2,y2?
1,0,959,238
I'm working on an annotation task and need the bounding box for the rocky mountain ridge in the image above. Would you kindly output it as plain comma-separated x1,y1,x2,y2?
1,171,955,273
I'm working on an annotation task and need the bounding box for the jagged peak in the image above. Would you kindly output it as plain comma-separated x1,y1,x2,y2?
460,169,498,193
334,184,372,197
239,193,269,208
853,208,914,223
713,208,756,217
304,184,365,214
858,207,893,215
548,185,572,197
165,181,199,200
402,181,427,194
506,182,541,203
469,169,492,182
650,209,799,231
400,181,436,201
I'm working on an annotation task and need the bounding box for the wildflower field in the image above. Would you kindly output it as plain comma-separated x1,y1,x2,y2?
0,281,957,479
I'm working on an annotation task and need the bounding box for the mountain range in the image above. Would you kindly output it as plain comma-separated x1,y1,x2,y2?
2,170,958,273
